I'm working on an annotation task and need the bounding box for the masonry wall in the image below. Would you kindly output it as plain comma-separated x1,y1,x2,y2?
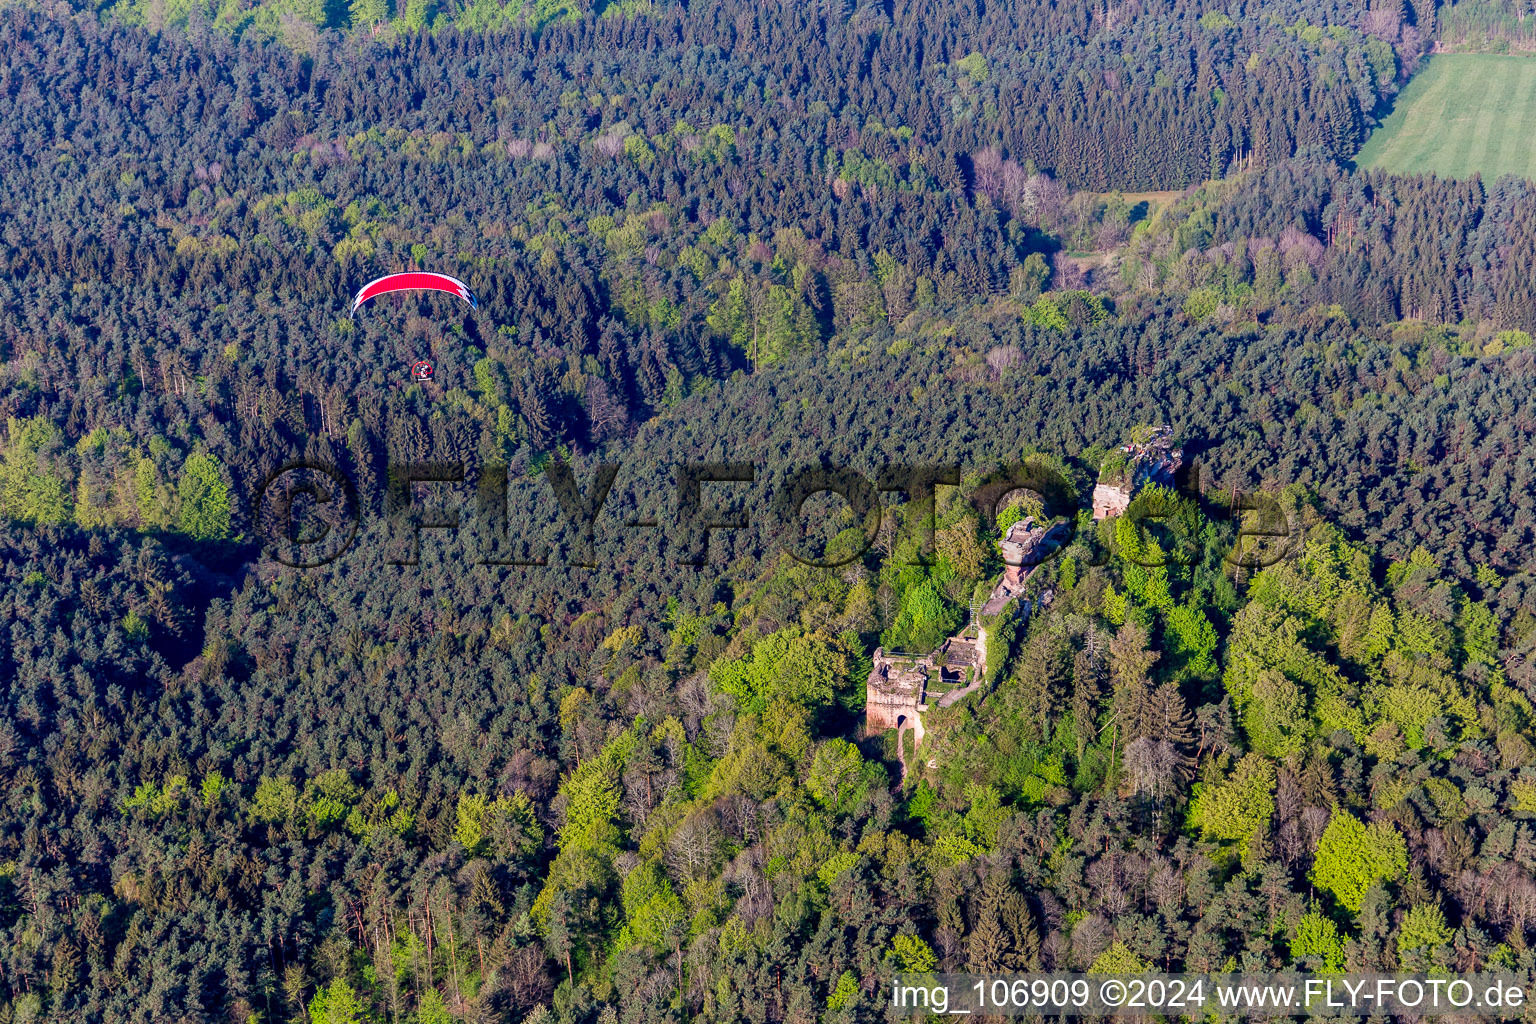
865,696,915,733
1092,482,1132,519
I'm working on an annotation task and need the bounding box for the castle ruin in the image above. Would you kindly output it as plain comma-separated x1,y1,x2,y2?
866,631,984,773
866,516,1068,766
866,430,1179,770
1092,425,1182,519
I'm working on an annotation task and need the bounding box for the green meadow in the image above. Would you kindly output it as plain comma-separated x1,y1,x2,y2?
1355,53,1536,181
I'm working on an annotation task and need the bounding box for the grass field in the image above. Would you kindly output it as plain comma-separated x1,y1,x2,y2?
1355,54,1536,181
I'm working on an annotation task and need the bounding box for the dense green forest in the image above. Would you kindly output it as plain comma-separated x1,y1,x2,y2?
6,0,1536,1021
1427,0,1536,49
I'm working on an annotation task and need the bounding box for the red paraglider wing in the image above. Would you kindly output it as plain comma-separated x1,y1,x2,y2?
350,272,477,316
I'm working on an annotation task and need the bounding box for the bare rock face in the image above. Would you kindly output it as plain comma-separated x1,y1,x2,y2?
998,516,1068,584
1092,482,1132,519
1094,426,1182,519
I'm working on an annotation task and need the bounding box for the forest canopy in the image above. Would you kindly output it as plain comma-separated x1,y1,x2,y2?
4,0,1536,1020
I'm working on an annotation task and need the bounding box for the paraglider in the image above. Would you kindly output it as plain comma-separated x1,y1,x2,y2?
411,360,435,382
349,272,477,318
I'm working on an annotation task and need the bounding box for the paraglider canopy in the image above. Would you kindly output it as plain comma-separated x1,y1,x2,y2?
350,272,477,318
